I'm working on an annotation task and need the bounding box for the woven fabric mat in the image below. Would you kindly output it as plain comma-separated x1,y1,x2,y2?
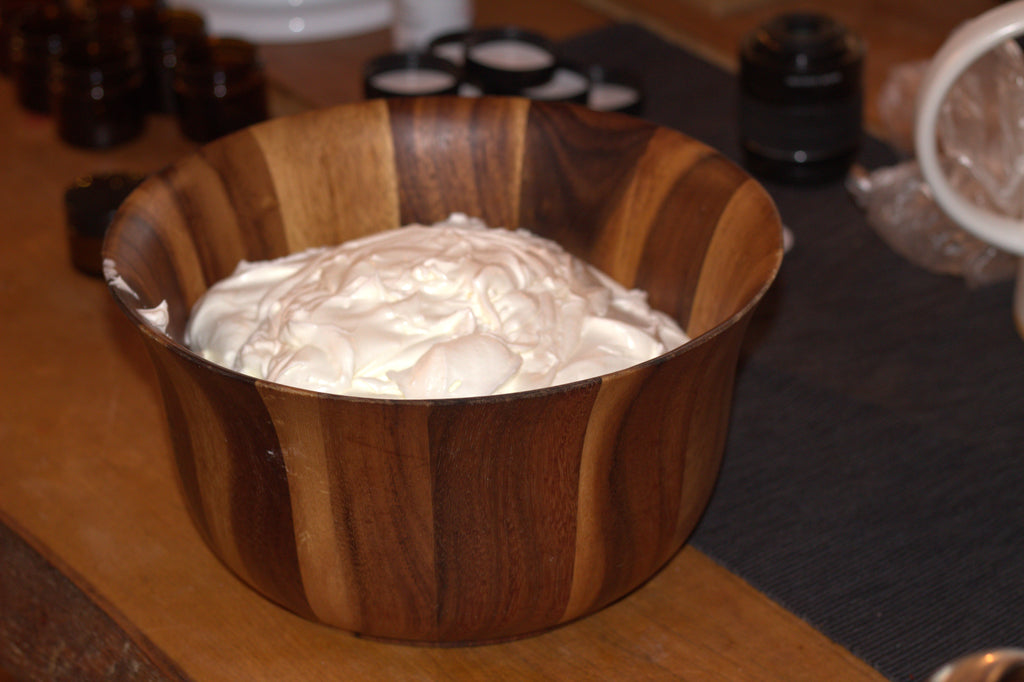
559,23,1024,682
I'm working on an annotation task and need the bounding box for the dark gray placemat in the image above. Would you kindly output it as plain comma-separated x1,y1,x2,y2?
559,23,1024,682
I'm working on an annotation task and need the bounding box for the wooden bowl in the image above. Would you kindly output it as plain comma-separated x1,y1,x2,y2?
103,96,783,644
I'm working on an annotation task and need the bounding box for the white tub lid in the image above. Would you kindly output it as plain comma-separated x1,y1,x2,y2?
175,0,393,43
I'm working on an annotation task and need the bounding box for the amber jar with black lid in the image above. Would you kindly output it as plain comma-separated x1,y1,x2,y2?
50,25,145,148
8,3,73,113
174,36,267,143
462,27,557,95
135,6,206,113
64,172,145,277
0,0,36,75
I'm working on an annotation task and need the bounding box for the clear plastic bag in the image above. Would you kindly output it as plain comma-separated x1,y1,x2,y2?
848,162,1016,286
848,39,1024,287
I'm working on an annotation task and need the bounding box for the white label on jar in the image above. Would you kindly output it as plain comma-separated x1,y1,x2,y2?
369,68,457,95
469,40,554,71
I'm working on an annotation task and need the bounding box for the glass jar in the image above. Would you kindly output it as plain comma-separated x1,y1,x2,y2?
174,36,268,143
0,0,36,75
64,172,145,276
50,26,145,148
8,3,72,113
135,6,205,114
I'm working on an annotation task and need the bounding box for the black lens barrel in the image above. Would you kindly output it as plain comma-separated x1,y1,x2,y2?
739,12,864,184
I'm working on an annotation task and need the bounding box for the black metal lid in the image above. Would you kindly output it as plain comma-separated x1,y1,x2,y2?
463,26,557,95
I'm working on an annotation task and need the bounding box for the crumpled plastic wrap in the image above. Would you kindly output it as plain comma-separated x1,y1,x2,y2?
848,162,1016,286
847,39,1024,287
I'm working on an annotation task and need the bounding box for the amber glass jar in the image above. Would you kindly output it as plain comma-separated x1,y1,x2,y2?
50,26,145,147
0,0,36,74
64,172,145,276
135,6,205,113
174,37,267,143
8,3,72,113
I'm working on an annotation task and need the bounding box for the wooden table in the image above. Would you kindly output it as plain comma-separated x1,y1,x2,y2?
0,0,995,678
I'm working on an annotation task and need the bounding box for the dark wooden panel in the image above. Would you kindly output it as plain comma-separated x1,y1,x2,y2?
0,516,189,682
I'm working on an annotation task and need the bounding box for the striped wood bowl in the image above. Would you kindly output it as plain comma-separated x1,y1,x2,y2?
103,96,783,644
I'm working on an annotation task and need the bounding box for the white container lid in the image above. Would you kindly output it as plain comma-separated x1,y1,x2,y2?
175,0,392,43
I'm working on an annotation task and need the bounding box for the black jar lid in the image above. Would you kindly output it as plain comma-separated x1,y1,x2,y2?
65,172,146,277
463,26,557,95
586,65,645,115
363,52,461,98
520,60,591,104
427,30,470,66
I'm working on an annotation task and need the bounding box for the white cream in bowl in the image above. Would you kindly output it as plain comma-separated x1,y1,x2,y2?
185,214,687,399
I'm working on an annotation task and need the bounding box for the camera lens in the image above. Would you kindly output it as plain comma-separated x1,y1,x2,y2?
739,12,864,184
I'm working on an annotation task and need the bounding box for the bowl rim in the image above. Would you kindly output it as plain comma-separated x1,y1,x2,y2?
103,97,785,405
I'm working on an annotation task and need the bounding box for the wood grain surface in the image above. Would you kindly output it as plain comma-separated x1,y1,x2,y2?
103,96,782,643
0,0,922,675
0,516,189,681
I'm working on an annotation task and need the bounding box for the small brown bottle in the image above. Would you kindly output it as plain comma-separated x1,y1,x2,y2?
174,36,267,143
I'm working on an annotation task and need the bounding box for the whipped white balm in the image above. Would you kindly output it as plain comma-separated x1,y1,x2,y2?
185,215,688,399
